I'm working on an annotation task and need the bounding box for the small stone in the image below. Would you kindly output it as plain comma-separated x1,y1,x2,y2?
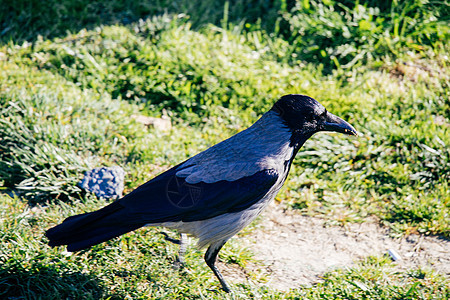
388,249,402,261
79,166,125,199
132,114,172,131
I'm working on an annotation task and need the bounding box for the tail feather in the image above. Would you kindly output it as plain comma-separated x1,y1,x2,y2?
46,201,145,252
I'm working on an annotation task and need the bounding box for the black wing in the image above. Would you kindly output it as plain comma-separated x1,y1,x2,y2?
46,165,278,251
119,165,279,223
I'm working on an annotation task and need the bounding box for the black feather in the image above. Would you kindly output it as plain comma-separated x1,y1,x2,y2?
46,201,144,251
45,168,279,251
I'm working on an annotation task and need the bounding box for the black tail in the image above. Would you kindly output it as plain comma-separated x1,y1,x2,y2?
46,201,145,252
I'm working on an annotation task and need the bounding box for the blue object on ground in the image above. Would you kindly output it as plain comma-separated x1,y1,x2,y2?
79,166,125,199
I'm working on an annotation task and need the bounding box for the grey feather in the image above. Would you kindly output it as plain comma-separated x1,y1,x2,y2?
176,110,293,184
156,111,294,247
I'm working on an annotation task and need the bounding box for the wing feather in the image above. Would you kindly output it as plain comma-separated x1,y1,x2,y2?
117,166,279,223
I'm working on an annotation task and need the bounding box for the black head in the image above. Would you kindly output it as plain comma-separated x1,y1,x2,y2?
272,94,357,144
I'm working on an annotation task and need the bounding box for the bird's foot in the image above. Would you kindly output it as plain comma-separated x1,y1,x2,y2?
173,256,185,270
160,232,188,270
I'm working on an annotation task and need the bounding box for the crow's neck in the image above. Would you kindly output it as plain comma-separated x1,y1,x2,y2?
290,130,314,153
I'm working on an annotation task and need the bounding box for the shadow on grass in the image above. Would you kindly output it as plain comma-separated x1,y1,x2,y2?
1,186,90,207
0,261,123,300
0,0,287,45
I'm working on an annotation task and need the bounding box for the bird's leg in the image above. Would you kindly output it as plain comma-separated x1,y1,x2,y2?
205,241,231,293
159,232,187,269
174,233,187,268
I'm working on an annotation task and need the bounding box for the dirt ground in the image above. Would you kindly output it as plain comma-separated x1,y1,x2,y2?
221,202,449,291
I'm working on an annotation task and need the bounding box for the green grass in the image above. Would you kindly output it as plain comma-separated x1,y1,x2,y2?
1,0,449,298
0,0,286,44
283,0,449,71
1,193,449,299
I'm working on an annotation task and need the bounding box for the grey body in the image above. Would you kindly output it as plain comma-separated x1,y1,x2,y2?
176,110,293,184
155,110,293,249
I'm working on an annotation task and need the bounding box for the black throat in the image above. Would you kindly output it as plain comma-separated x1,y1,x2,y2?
271,107,315,151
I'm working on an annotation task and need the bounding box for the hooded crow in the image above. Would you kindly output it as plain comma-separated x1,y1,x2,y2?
46,94,357,293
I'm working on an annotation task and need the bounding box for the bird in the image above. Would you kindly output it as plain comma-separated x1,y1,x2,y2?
46,94,357,293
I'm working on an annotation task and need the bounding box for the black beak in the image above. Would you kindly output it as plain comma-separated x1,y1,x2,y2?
321,112,358,136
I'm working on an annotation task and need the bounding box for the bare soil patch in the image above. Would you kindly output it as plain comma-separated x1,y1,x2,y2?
223,202,449,290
